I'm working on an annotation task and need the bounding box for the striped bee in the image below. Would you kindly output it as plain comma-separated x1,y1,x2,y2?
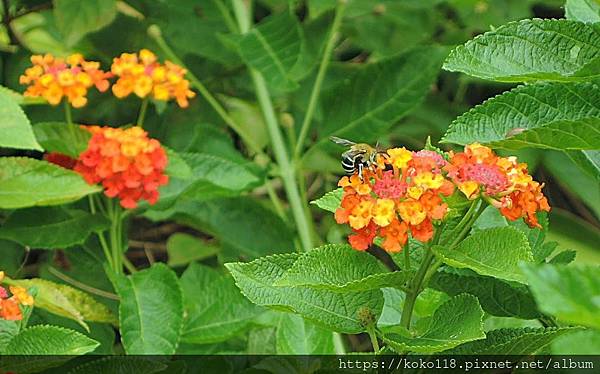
330,136,381,180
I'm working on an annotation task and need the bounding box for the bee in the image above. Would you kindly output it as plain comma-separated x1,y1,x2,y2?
330,136,382,180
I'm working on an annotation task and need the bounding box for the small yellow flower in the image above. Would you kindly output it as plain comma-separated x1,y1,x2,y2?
371,198,395,227
397,201,427,226
9,286,34,306
387,147,412,169
413,172,444,190
349,199,374,230
458,181,480,199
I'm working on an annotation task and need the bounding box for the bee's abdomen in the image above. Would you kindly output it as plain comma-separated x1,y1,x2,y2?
341,155,356,175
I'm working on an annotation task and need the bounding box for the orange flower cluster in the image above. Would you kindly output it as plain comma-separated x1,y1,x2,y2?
0,272,34,321
20,54,111,108
335,148,454,253
445,143,550,228
74,126,169,209
335,144,550,252
111,49,195,108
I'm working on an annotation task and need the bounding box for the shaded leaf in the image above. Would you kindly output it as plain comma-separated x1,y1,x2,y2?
67,357,168,374
54,0,117,46
276,314,335,354
552,330,600,354
0,89,42,151
33,122,91,158
166,233,220,267
311,188,342,213
565,0,600,23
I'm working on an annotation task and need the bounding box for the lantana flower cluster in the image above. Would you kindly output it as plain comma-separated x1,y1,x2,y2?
0,272,34,321
19,54,111,108
111,49,196,108
335,144,550,252
73,126,169,209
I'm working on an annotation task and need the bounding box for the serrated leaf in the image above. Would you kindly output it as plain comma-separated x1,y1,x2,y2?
4,325,99,354
311,188,343,213
276,314,335,354
444,19,600,82
445,327,579,355
0,157,100,209
433,227,533,284
430,269,541,319
274,244,410,291
549,250,577,264
441,82,600,146
521,264,600,329
226,253,384,333
33,122,90,158
316,46,447,145
0,89,43,151
383,294,485,353
0,207,109,249
552,330,600,354
488,118,600,151
180,263,262,344
54,0,117,47
237,12,306,91
565,0,600,23
166,233,220,267
6,277,117,327
110,263,183,354
67,356,168,374
0,320,19,352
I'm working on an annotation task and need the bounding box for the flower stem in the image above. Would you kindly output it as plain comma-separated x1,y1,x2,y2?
63,100,76,140
293,0,346,159
400,247,434,329
367,326,380,353
136,97,149,128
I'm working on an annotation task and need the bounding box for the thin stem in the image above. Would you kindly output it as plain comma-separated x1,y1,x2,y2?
63,100,76,139
122,254,137,273
47,266,119,300
403,244,411,270
400,247,434,329
147,25,265,157
136,97,149,127
293,1,346,159
367,327,380,353
448,200,486,249
265,180,287,221
98,231,114,270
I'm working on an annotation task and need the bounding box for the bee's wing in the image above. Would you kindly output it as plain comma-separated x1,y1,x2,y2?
330,136,356,146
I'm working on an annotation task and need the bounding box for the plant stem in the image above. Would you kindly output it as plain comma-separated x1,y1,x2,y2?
404,244,411,270
63,100,76,139
232,0,314,252
400,247,434,329
367,326,380,353
293,1,346,159
136,97,149,127
47,266,119,300
89,195,114,269
122,254,137,273
148,25,265,157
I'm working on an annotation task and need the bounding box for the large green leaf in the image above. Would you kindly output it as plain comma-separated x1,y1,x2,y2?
567,149,600,181
552,330,600,354
315,46,447,145
521,264,600,329
446,327,579,354
237,12,307,91
383,294,485,353
54,0,117,46
274,244,410,291
3,325,99,355
0,157,100,209
276,314,335,354
430,269,540,319
0,89,43,151
110,263,184,354
166,233,220,267
226,253,384,333
0,207,108,249
0,320,20,352
433,227,533,284
565,0,600,23
441,82,600,146
444,19,600,82
488,118,600,151
180,263,262,344
310,188,342,213
33,122,90,158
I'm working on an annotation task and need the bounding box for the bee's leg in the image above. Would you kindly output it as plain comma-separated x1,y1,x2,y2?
358,162,364,181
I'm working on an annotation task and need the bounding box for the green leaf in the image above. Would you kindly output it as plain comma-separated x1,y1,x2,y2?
430,269,541,319
226,253,384,333
0,89,43,151
276,314,335,354
110,263,184,354
274,244,411,291
521,263,600,329
0,320,20,352
446,327,579,354
316,46,447,144
54,0,117,47
0,157,101,209
6,277,117,328
444,19,600,82
67,357,168,374
433,227,533,284
567,149,600,181
33,122,91,158
383,294,485,353
310,188,343,213
237,12,306,91
0,207,109,249
549,250,577,264
166,233,220,267
488,117,600,151
3,325,99,354
441,82,600,146
565,0,600,23
180,263,262,344
552,330,600,354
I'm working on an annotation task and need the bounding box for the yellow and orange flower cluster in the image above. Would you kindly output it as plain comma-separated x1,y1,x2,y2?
0,272,34,321
111,49,196,108
74,126,169,209
335,144,550,252
19,54,111,108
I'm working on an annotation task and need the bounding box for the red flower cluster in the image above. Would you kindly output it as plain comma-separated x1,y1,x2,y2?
74,126,169,209
0,272,33,321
